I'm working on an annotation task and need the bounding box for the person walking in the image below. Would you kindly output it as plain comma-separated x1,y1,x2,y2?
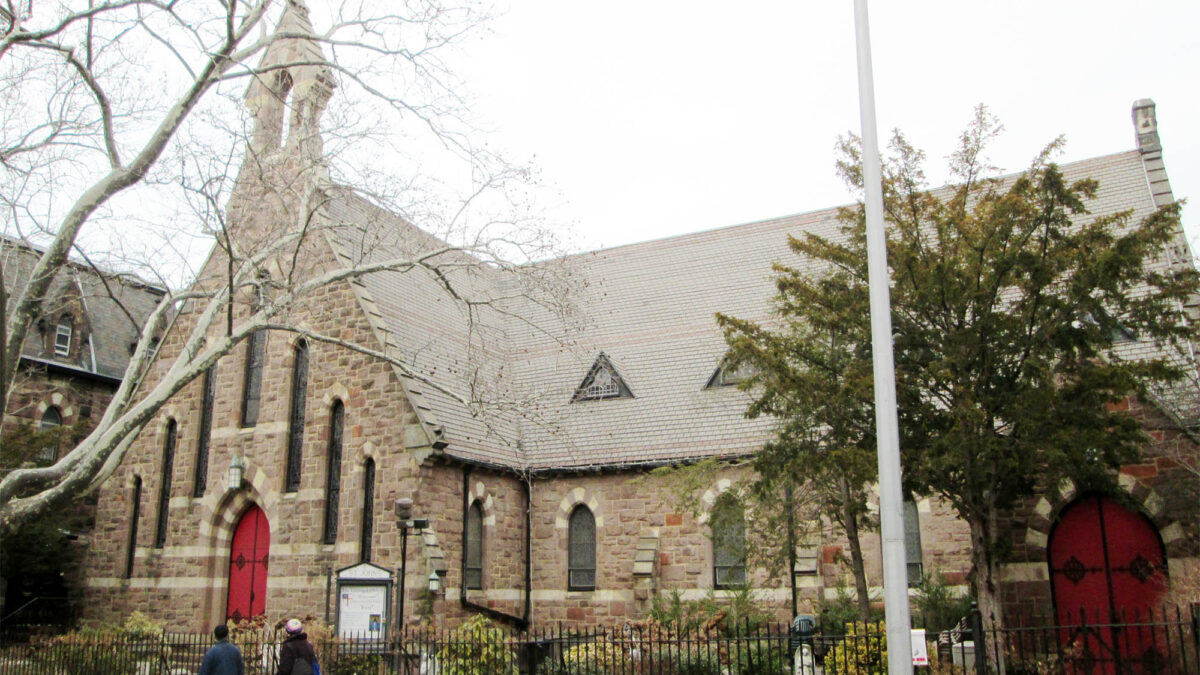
198,624,243,675
276,618,318,675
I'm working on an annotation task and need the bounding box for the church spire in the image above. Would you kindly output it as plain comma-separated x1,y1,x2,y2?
244,0,335,160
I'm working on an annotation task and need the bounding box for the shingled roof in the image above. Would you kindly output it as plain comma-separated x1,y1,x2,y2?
2,236,166,381
314,145,1198,471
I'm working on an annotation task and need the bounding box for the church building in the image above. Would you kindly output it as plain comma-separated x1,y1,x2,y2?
80,1,1198,633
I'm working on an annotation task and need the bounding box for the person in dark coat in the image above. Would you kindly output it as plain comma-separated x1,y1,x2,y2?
276,618,318,675
198,624,244,675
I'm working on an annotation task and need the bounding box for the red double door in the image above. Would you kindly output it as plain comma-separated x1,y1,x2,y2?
1049,495,1168,673
227,505,270,623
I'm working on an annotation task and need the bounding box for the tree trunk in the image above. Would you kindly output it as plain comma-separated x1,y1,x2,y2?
967,509,1008,674
839,476,872,623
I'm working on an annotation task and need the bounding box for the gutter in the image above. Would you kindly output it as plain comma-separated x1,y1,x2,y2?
19,355,122,386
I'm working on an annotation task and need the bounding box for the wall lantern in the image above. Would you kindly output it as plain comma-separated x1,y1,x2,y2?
428,570,442,595
228,454,245,491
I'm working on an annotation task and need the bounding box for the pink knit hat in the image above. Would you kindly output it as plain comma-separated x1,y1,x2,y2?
285,619,303,635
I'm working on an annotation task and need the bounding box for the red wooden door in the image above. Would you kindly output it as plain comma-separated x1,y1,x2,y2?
227,504,270,623
1049,495,1168,673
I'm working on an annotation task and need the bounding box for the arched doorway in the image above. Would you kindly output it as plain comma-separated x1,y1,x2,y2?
227,504,270,623
1048,494,1168,671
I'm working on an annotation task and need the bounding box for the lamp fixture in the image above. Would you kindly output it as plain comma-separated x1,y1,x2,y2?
227,454,245,491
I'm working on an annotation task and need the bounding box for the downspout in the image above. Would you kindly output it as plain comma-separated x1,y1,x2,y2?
787,485,797,619
523,474,532,626
461,465,530,630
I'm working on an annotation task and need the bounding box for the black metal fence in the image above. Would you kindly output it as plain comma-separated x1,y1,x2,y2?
1,605,1196,674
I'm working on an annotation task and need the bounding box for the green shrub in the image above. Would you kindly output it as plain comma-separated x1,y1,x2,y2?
30,613,171,675
817,581,883,634
542,639,630,675
729,639,789,674
651,645,724,675
910,572,974,633
436,615,517,675
824,621,887,675
325,651,384,675
648,585,774,635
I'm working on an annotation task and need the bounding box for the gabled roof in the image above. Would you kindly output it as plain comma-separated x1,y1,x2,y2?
1,236,166,381
309,148,1196,471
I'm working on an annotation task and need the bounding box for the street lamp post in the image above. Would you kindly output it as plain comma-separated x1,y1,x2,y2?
393,499,430,637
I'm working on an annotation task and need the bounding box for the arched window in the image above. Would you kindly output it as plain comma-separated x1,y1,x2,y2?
36,406,62,464
711,493,746,588
321,401,344,545
464,501,484,589
154,419,177,548
193,366,216,497
567,505,596,591
240,329,267,427
903,499,924,586
126,476,142,578
54,316,72,357
360,458,376,562
284,341,309,492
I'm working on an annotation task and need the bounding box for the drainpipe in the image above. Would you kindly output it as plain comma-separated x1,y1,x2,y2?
460,465,530,630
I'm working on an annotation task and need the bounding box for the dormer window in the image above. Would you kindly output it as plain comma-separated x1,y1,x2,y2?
705,357,756,388
571,353,633,403
54,319,72,357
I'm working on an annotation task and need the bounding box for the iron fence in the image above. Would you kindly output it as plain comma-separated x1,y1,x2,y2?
0,604,1196,674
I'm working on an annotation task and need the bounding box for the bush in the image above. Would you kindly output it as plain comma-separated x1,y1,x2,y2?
824,621,887,675
818,583,884,635
30,614,171,675
910,573,974,633
542,639,631,675
729,639,789,674
436,615,517,675
648,585,774,635
650,646,724,675
325,651,384,675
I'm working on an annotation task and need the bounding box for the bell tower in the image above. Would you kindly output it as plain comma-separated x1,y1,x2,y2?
244,0,334,161
227,0,335,255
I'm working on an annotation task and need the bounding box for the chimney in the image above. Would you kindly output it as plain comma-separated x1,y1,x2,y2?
1131,99,1161,154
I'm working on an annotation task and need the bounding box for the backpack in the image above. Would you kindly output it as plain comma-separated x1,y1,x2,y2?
290,657,313,675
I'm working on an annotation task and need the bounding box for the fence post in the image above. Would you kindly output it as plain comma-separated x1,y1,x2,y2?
1191,602,1200,671
969,602,987,675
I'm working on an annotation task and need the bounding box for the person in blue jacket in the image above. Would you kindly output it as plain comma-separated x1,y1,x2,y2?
198,624,244,675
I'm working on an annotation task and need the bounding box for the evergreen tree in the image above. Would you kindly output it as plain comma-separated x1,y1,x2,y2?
726,106,1199,635
717,234,879,621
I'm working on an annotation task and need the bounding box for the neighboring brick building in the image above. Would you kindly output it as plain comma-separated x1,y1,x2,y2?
1,236,164,622
79,1,1197,633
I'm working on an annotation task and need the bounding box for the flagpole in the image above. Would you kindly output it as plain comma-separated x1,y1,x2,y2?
852,1,913,672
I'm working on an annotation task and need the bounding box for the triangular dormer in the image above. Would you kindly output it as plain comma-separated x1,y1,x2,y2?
571,353,634,402
705,355,756,388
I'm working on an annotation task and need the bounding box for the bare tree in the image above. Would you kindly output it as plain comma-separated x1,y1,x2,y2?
0,0,576,534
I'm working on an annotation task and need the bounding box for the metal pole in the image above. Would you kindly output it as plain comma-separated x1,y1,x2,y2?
324,566,332,624
398,524,408,635
851,1,913,672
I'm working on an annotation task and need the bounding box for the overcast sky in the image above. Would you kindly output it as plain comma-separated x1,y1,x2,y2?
450,0,1199,256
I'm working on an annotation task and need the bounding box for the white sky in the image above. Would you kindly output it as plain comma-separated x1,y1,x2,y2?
451,0,1199,256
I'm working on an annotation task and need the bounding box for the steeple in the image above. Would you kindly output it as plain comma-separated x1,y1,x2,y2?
244,0,335,160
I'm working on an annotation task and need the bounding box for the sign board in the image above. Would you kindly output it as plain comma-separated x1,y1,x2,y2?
911,628,929,666
335,562,393,639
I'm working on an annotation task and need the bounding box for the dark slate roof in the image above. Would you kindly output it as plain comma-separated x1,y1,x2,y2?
315,148,1199,470
2,237,165,381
